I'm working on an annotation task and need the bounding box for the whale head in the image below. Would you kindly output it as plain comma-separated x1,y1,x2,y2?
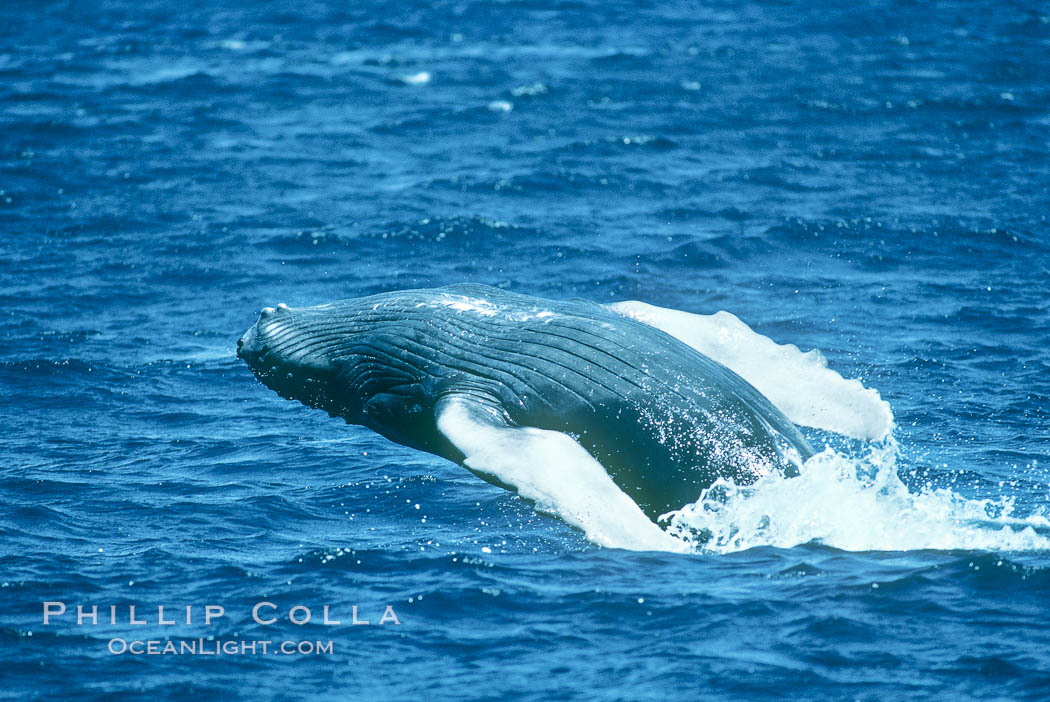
237,302,349,415
237,298,431,435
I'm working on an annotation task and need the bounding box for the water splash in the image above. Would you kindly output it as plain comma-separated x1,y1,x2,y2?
660,437,1050,554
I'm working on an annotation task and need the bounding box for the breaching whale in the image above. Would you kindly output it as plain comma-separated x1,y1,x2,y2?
237,284,825,551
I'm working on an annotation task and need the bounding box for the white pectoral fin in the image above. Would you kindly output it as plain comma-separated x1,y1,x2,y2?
435,396,689,553
605,300,894,441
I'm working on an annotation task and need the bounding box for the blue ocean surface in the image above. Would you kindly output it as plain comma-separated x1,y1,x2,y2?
3,0,1050,699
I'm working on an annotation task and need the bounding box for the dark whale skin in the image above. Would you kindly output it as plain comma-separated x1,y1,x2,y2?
238,283,813,517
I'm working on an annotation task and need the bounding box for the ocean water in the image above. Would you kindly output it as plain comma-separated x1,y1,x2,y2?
3,0,1050,699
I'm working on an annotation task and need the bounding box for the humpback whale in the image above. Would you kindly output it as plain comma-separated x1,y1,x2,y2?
237,284,818,551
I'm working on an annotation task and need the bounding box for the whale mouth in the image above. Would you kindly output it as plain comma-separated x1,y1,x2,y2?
236,314,269,368
235,329,251,358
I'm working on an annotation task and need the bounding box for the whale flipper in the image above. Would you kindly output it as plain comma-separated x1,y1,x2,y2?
605,301,894,441
434,395,689,553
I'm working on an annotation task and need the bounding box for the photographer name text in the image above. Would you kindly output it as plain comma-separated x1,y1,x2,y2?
42,601,401,627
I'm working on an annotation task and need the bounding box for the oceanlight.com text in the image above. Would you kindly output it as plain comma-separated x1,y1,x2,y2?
108,638,334,656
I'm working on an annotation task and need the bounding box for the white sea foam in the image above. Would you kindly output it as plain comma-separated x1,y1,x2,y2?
606,300,894,441
401,71,431,85
659,439,1050,553
511,82,548,97
127,63,203,86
